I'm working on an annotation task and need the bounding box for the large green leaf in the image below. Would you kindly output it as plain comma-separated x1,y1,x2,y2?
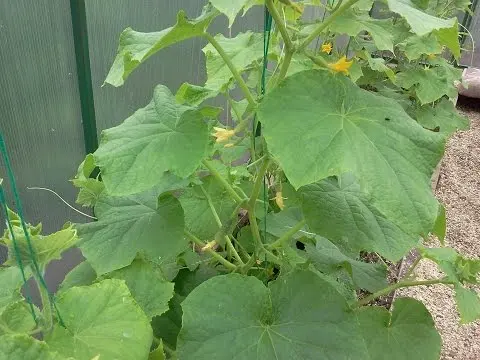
177,270,441,359
203,32,266,92
179,176,236,241
0,334,67,360
416,98,469,135
306,237,388,292
0,267,24,312
0,301,36,335
301,174,420,261
46,279,152,360
356,298,442,360
258,70,443,241
178,270,364,359
107,259,174,319
94,85,208,195
397,60,462,104
76,191,186,275
386,0,456,36
330,10,395,51
105,4,218,86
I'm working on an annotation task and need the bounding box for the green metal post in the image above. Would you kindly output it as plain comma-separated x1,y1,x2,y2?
69,0,98,154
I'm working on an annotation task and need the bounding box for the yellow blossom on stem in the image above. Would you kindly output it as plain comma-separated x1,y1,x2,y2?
224,143,234,148
212,127,235,143
328,56,353,74
321,42,333,54
275,191,285,210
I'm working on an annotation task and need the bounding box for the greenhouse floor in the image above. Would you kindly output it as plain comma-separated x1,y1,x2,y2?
398,97,480,360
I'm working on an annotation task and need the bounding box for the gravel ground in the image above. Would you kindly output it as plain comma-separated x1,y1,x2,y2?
397,97,480,360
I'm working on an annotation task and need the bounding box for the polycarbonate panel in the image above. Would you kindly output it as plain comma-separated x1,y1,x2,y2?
85,0,263,133
0,1,86,276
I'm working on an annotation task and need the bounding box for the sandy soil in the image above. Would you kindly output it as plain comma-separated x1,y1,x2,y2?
397,97,480,360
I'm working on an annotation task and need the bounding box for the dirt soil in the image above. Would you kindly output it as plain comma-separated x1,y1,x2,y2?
397,97,480,360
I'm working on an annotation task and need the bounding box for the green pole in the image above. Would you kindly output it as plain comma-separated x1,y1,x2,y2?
70,0,98,154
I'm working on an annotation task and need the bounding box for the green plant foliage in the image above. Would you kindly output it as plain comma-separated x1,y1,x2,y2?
356,298,442,359
259,70,443,243
386,0,456,35
1,221,77,269
0,334,67,360
76,191,186,275
93,86,208,195
416,98,469,135
179,177,237,241
306,238,388,292
105,4,218,86
419,247,480,323
301,173,422,261
46,280,152,360
2,0,476,358
203,32,272,92
107,259,174,319
0,301,36,335
330,10,395,51
0,267,24,312
178,270,441,359
396,60,462,104
71,154,104,207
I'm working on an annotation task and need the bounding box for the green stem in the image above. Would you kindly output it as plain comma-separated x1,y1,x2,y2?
263,248,282,264
354,278,455,308
268,219,307,249
266,0,294,51
35,273,53,333
184,230,237,271
199,184,245,265
275,49,294,85
247,155,267,169
247,159,271,255
200,184,222,228
225,236,244,265
299,0,360,50
248,159,271,209
403,256,422,279
202,159,244,204
203,32,257,107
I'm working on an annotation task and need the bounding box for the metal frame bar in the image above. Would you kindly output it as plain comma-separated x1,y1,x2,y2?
70,0,98,154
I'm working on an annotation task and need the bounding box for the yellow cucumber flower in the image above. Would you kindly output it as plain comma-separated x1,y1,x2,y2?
275,191,285,210
321,42,333,54
328,56,353,75
212,127,235,143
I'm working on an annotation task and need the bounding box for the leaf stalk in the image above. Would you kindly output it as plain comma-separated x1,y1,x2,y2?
203,32,257,107
354,278,455,308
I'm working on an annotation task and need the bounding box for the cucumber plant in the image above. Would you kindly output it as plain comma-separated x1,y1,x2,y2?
1,1,479,359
